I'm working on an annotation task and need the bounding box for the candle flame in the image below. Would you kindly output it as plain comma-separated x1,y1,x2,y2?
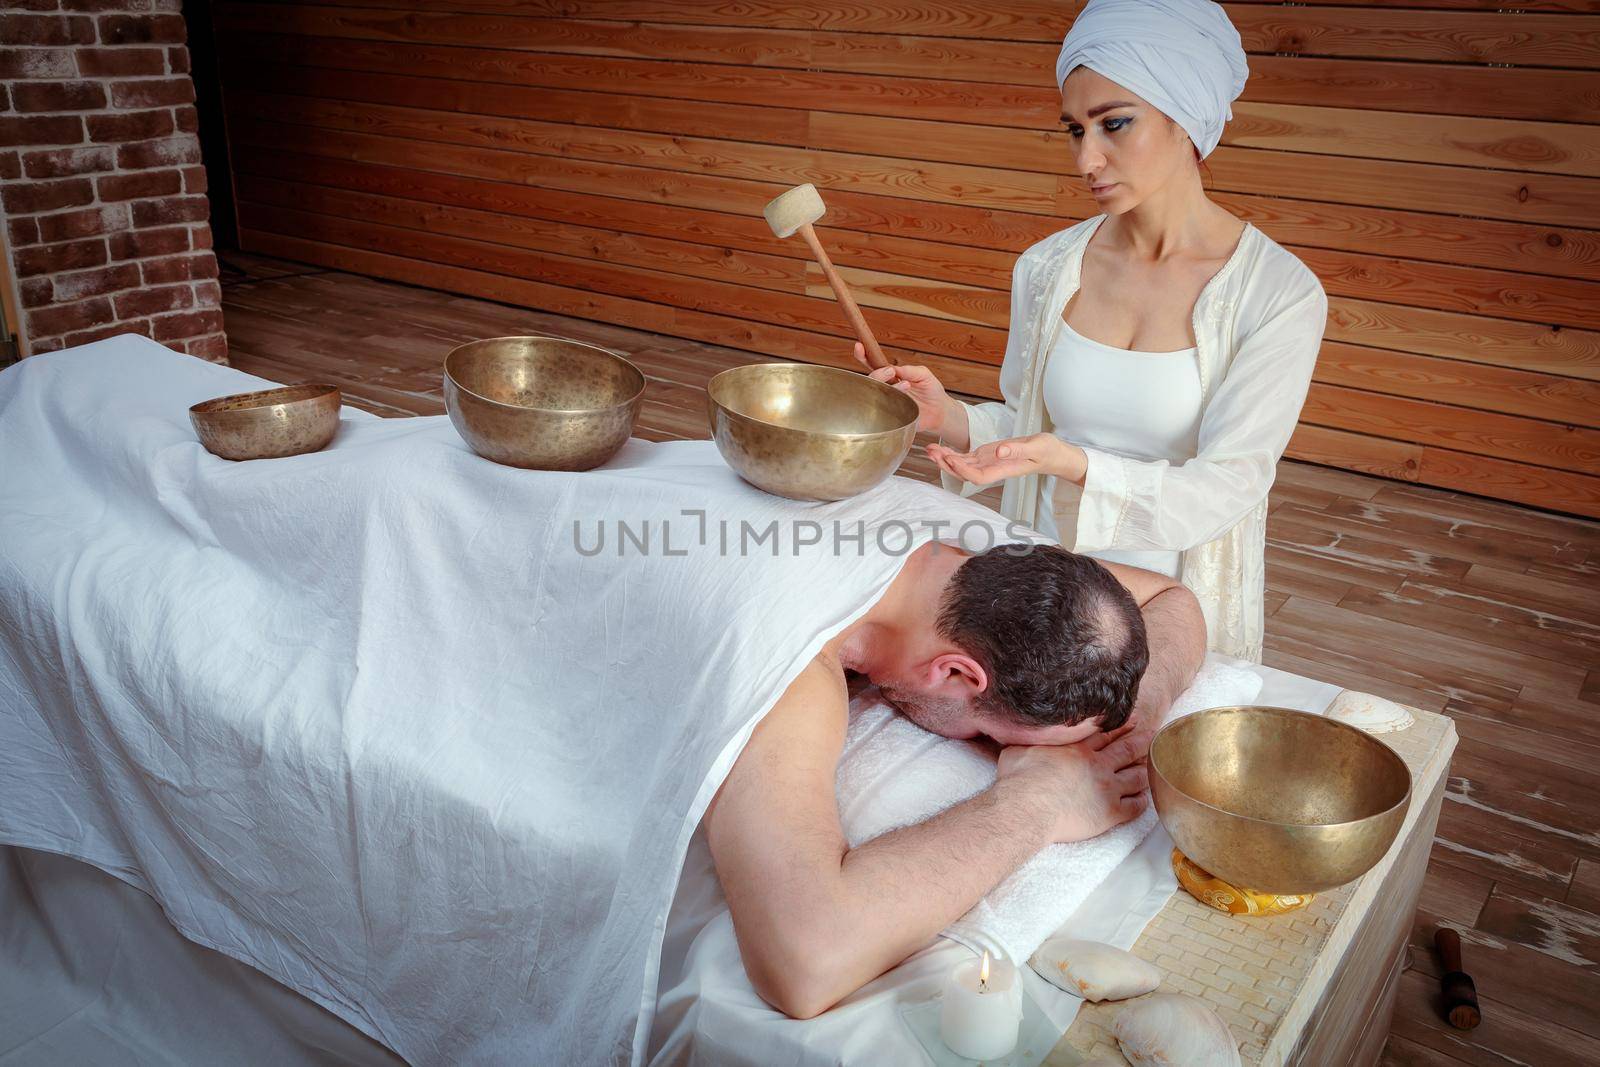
979,950,990,991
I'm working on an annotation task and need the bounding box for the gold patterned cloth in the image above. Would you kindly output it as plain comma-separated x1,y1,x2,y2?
1171,849,1313,916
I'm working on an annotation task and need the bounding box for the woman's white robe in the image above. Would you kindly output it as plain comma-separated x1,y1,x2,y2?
941,214,1328,661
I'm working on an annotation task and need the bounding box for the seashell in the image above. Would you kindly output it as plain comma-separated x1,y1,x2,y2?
1114,994,1241,1067
1028,937,1161,1002
1327,690,1414,735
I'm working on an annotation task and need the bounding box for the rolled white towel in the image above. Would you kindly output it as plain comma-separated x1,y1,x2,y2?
834,656,1264,963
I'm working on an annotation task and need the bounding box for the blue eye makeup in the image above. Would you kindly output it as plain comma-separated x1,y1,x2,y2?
1064,116,1131,138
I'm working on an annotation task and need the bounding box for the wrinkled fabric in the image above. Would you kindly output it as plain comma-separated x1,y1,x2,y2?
0,336,1039,1066
1055,0,1249,158
2,663,1345,1067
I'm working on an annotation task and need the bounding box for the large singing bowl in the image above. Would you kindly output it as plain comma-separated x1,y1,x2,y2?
1149,706,1413,895
707,363,919,501
444,336,645,470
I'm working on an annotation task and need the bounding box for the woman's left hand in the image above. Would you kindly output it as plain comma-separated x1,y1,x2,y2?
926,433,1086,487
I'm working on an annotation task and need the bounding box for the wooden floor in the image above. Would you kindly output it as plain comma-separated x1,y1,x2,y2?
219,249,1600,1066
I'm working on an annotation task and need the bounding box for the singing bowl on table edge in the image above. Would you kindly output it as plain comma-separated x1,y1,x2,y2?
1148,705,1412,896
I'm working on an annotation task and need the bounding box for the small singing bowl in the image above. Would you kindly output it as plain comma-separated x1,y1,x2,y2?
189,382,341,461
1150,706,1412,896
707,363,918,501
443,336,646,471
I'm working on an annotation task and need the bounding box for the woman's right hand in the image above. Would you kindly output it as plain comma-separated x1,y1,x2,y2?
851,342,953,437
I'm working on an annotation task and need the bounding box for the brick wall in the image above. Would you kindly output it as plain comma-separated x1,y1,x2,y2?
1,2,227,363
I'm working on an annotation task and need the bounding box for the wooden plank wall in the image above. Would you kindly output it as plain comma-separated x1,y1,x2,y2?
209,0,1600,519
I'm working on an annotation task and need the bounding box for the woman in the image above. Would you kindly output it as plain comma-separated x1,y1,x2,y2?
859,0,1328,662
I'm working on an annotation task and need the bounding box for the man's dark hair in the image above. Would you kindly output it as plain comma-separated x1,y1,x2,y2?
935,545,1149,731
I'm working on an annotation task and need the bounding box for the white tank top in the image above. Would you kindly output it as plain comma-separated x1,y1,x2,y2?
1042,320,1204,577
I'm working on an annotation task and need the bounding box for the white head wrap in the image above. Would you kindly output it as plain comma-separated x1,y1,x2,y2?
1054,0,1249,159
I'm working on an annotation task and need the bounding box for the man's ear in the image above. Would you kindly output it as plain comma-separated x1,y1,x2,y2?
927,652,987,698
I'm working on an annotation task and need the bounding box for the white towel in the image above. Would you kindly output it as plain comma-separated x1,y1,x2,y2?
835,656,1263,963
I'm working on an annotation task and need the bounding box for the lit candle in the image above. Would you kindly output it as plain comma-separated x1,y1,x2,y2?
939,949,1023,1061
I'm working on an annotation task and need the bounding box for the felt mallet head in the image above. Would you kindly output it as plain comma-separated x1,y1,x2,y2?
763,183,826,240
758,182,893,370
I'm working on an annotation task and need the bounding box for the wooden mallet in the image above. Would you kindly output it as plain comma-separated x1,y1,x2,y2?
763,183,894,371
1434,927,1482,1030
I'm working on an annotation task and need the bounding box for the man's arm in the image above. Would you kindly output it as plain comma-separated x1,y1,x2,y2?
1100,561,1207,757
704,656,1146,1020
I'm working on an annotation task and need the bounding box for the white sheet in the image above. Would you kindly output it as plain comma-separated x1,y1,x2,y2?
0,336,1050,1066
0,844,404,1066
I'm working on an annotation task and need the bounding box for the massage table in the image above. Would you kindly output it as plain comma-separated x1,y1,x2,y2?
0,337,1454,1065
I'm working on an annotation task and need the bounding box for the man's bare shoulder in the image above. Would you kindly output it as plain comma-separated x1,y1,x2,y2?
1097,558,1182,606
744,651,848,765
705,650,848,828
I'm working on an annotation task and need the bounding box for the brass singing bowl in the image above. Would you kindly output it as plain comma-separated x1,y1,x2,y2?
707,363,918,501
444,336,646,470
1149,706,1413,895
189,382,341,461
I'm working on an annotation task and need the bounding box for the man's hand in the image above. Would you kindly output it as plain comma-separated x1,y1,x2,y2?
995,723,1149,843
1120,708,1161,766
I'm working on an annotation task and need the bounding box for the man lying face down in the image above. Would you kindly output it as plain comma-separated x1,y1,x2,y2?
704,540,1206,1020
